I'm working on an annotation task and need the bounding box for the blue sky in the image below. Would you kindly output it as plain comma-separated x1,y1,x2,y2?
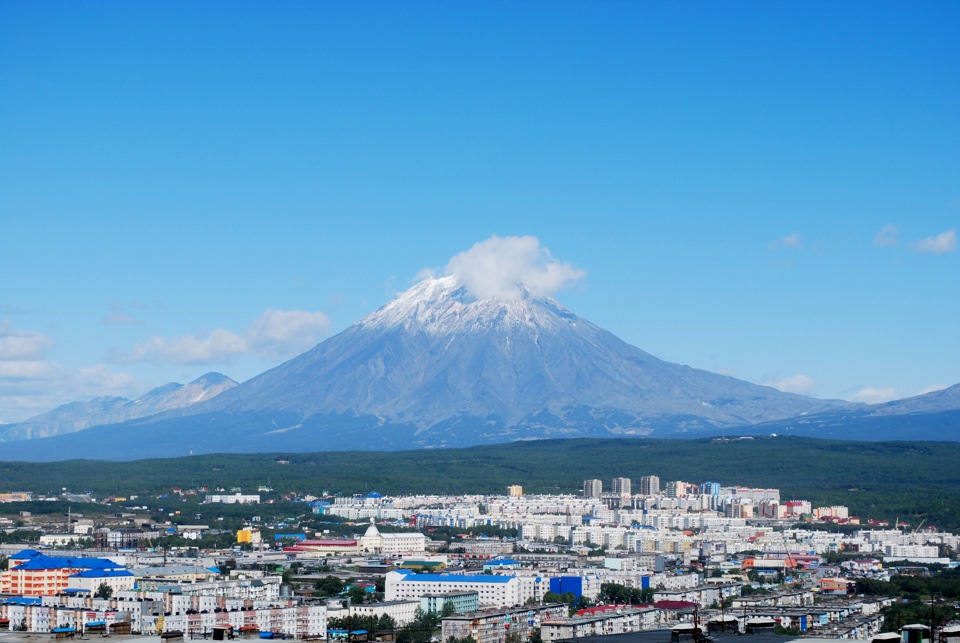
1,2,957,423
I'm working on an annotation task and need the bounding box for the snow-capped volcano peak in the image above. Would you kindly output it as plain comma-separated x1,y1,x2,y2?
358,276,574,336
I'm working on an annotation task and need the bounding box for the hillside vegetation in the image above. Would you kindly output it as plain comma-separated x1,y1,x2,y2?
1,436,958,530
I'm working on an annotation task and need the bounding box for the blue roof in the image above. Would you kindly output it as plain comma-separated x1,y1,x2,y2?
70,569,135,578
13,554,122,572
11,549,42,559
2,597,42,606
398,573,512,584
486,559,521,566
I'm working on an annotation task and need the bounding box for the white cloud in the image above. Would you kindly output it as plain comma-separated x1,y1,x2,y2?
771,232,802,250
414,266,437,281
0,321,55,360
444,235,585,300
0,321,142,422
247,308,333,360
872,224,900,248
916,384,949,396
913,229,957,255
762,374,817,396
0,360,60,380
849,386,900,404
121,308,332,366
0,365,142,424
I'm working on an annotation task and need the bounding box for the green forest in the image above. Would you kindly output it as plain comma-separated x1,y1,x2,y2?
1,436,958,530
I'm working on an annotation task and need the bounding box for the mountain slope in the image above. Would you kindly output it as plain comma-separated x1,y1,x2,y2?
190,277,853,439
0,277,869,460
0,372,237,442
740,383,960,440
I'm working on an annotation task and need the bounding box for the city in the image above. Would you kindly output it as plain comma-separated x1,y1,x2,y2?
2,474,958,643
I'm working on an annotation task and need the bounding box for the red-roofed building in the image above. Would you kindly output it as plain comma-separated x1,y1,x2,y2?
283,539,359,557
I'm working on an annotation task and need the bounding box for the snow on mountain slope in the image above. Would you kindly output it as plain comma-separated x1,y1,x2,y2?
193,277,853,442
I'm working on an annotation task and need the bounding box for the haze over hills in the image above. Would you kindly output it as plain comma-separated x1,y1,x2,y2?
0,372,236,442
747,383,960,440
1,277,958,461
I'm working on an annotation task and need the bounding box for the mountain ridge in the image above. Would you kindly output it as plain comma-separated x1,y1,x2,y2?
0,372,237,442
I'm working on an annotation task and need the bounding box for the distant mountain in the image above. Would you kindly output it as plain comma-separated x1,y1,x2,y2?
0,372,237,442
869,384,960,415
735,383,960,440
0,277,861,460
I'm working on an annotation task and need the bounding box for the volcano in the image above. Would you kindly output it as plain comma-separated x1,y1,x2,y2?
0,276,856,460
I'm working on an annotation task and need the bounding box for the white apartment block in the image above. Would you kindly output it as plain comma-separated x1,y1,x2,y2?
385,571,523,607
541,606,662,641
350,600,420,626
203,493,261,504
884,544,939,559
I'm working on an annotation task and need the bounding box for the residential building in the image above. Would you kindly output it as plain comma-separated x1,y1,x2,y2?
203,493,261,504
639,476,660,496
442,604,567,643
420,591,479,615
350,600,420,627
584,479,603,499
612,478,632,497
0,552,127,596
385,571,522,607
540,606,661,641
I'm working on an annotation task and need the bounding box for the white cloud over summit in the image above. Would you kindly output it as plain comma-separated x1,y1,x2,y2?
849,386,900,404
762,374,817,396
121,308,332,366
443,235,585,300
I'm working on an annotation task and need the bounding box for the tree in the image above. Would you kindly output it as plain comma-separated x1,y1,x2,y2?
396,609,440,643
347,585,369,604
314,575,346,597
95,582,113,599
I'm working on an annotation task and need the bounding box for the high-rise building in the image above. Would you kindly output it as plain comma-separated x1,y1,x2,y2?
665,480,686,498
612,477,632,496
639,475,660,496
507,485,523,497
583,479,603,498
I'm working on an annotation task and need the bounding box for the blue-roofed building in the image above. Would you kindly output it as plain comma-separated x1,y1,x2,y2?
385,570,522,607
0,553,128,596
67,568,137,595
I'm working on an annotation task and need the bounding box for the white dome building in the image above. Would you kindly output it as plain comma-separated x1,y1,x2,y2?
360,518,427,555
